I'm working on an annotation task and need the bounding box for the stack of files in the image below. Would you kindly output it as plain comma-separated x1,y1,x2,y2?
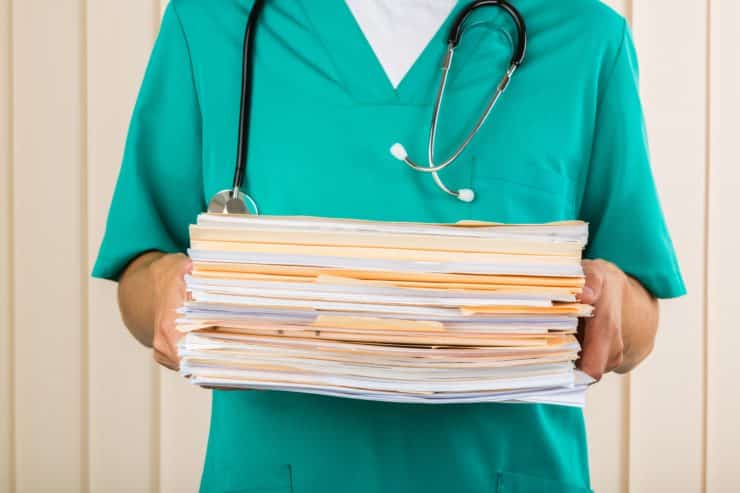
177,213,594,406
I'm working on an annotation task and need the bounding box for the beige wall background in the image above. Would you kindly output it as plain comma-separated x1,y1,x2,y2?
1,0,738,492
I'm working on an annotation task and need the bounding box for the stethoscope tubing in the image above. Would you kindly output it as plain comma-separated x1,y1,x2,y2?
232,0,266,196
399,59,517,175
210,0,527,214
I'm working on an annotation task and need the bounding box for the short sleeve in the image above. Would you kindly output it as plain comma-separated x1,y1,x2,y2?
92,1,205,281
579,21,686,299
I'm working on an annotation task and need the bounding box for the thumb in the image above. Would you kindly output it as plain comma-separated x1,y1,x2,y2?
580,263,603,305
178,256,193,276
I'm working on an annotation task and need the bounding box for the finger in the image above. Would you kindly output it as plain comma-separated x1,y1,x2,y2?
162,328,184,369
605,322,625,373
154,348,179,371
170,253,192,272
577,311,613,381
580,260,604,305
179,257,193,277
153,332,180,371
164,321,185,355
606,342,625,373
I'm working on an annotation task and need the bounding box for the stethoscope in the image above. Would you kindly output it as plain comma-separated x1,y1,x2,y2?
208,0,527,215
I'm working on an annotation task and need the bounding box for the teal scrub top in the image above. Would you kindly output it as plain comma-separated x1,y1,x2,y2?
93,1,686,492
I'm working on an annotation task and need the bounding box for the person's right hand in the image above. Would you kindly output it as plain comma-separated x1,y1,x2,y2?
150,253,192,371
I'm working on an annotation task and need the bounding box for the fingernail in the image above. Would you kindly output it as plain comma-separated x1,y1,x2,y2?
582,286,594,299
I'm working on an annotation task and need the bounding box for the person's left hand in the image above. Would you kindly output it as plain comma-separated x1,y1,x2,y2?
577,259,629,381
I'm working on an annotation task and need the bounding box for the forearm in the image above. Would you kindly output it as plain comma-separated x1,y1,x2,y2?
117,251,167,347
615,275,659,373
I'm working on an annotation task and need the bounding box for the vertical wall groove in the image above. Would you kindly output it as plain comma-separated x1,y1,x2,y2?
155,0,163,40
80,0,90,491
153,368,161,493
705,1,740,491
0,0,16,490
623,377,630,493
9,0,14,486
8,0,15,487
701,2,712,492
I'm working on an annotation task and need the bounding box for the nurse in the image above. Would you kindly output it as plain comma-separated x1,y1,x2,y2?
93,1,686,492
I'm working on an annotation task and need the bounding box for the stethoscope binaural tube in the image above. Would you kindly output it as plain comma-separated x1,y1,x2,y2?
390,0,527,203
207,0,265,215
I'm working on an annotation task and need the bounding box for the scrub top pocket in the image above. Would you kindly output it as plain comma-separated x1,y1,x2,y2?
494,471,593,493
470,155,574,223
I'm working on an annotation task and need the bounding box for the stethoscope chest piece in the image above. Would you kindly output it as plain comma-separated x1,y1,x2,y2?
207,0,265,215
207,189,259,215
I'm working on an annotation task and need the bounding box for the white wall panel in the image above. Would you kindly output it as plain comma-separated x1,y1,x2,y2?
629,1,707,492
0,0,14,491
11,1,86,491
86,1,161,492
587,375,630,493
706,1,740,491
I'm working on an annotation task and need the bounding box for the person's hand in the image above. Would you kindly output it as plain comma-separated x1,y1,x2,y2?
577,259,629,381
150,253,192,371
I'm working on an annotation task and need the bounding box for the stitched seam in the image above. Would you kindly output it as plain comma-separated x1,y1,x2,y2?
169,0,207,210
170,1,204,118
577,17,629,219
295,0,351,100
593,18,629,121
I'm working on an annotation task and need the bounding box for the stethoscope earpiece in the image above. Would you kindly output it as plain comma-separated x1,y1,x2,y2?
458,188,475,203
390,143,408,161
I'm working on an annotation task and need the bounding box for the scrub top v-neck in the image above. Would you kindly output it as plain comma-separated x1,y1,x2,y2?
92,1,686,492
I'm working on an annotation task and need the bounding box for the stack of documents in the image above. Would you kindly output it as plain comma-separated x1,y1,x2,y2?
177,213,594,406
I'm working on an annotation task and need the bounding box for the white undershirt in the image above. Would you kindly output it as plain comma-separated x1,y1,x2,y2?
345,0,457,88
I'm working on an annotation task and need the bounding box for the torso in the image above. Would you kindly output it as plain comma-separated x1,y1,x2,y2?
171,1,626,491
